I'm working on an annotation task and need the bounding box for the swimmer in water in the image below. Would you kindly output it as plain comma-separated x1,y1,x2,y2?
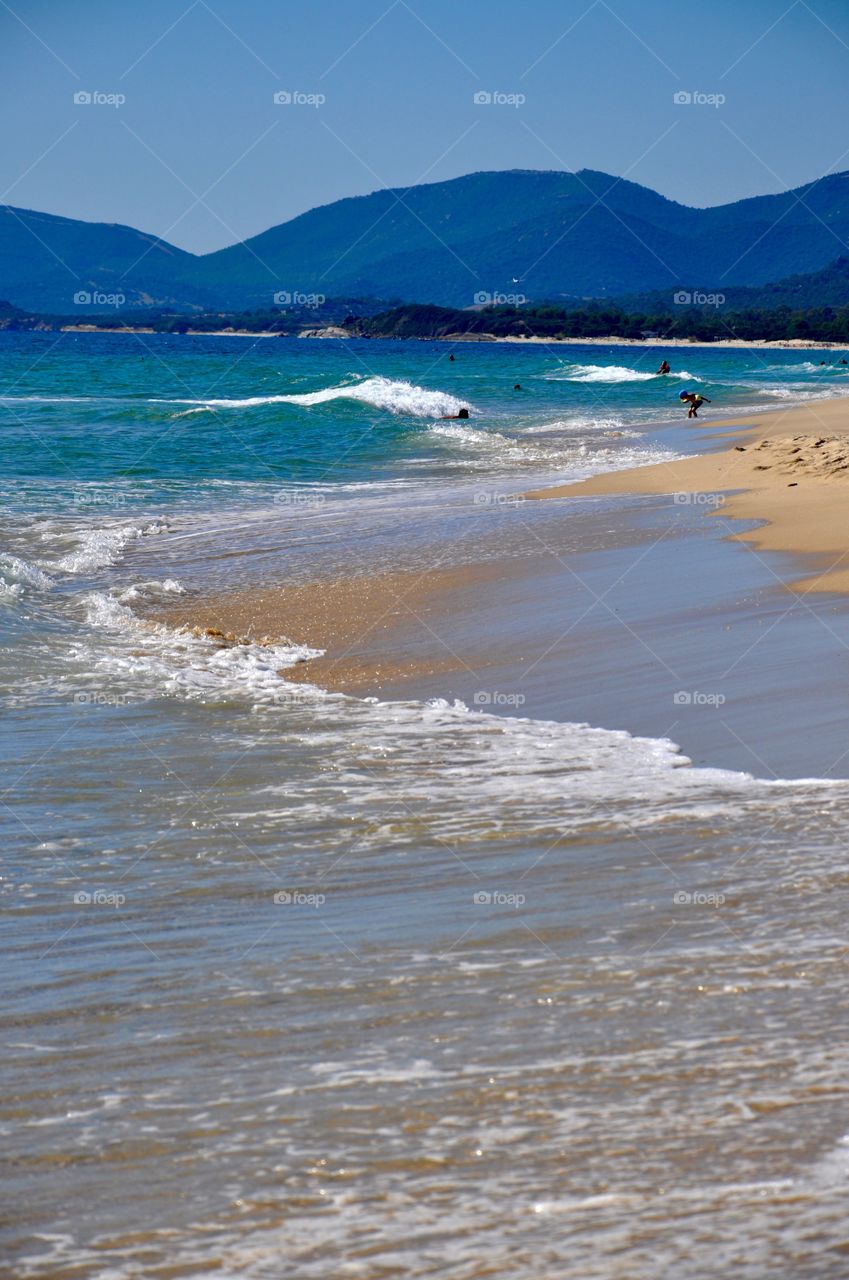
441,407,470,420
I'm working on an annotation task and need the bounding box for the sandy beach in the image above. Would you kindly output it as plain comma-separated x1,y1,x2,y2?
148,396,849,702
55,326,849,350
527,396,849,593
152,563,501,691
126,389,849,790
443,333,849,351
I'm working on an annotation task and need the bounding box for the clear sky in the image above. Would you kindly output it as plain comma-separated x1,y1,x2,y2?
3,0,849,254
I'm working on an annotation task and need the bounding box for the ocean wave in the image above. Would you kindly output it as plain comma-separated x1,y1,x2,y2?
58,592,843,832
427,420,680,475
756,386,849,401
520,416,632,435
0,394,103,404
80,591,322,701
116,578,186,604
53,520,169,575
763,361,849,374
0,553,54,598
166,376,467,419
548,364,701,385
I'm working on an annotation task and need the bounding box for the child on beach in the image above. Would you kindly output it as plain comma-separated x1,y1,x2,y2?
680,390,711,418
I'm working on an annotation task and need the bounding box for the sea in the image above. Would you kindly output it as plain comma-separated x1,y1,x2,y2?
5,331,849,1279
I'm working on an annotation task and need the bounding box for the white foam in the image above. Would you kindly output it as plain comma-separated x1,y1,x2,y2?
0,554,54,595
756,386,849,401
520,416,632,435
80,591,322,702
53,521,168,574
426,422,679,473
764,361,849,374
165,377,467,419
115,578,185,603
59,595,841,836
549,364,701,385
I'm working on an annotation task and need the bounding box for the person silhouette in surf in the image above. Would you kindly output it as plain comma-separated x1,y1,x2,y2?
680,391,711,419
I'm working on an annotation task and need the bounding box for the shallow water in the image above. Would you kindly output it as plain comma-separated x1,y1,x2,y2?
5,333,849,1278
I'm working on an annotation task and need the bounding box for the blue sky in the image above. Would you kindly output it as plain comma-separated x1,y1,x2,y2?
3,0,849,254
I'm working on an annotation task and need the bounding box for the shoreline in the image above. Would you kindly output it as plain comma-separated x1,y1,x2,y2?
149,564,503,693
526,396,849,593
437,333,849,351
145,398,849,707
59,325,285,337
125,389,849,779
38,327,849,350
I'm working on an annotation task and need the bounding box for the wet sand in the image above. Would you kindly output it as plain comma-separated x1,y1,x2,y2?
146,397,849,778
151,563,503,692
527,397,849,593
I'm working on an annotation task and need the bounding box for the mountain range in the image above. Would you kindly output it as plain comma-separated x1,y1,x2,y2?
5,168,849,313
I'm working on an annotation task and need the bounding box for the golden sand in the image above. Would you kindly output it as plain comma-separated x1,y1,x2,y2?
149,564,500,693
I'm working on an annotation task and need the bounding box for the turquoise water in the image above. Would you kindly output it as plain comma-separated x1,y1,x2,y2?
6,333,849,1278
